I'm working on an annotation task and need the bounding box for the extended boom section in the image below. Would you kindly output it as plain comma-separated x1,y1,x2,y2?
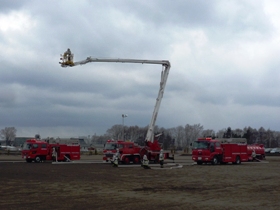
73,57,170,67
60,49,170,143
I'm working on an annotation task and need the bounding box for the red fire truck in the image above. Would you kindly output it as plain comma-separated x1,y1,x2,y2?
192,138,249,165
103,140,141,164
21,139,80,163
103,135,173,164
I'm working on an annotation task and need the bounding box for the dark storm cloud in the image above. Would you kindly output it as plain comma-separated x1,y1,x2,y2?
0,1,26,12
1,0,280,137
110,0,216,27
0,88,16,107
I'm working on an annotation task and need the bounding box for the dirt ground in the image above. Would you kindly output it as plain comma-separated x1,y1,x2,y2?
0,155,279,210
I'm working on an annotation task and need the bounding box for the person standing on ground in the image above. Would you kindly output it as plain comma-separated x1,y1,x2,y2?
142,154,150,169
159,149,164,168
112,149,120,167
52,147,57,162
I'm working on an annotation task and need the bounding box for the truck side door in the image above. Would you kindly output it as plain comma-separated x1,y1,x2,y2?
210,142,215,153
215,142,222,154
41,143,48,155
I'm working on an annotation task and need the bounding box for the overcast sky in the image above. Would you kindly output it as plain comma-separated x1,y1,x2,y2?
1,0,280,138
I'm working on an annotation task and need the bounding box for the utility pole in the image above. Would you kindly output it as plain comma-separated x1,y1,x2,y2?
122,114,127,140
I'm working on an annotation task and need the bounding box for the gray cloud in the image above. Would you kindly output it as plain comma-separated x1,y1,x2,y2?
1,0,280,138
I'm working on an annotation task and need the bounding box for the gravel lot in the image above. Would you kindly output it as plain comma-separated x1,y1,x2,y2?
0,155,279,210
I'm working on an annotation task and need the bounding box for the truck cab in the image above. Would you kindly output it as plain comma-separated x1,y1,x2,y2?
22,139,50,162
192,138,223,165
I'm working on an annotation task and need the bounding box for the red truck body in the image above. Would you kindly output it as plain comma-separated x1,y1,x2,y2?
21,139,80,163
192,138,249,165
103,139,172,164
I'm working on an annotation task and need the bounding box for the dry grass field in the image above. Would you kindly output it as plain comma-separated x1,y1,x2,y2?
0,155,279,210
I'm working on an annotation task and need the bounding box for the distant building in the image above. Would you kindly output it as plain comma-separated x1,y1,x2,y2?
78,138,89,151
13,137,34,147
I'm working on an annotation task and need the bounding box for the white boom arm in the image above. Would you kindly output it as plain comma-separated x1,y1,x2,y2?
60,50,170,143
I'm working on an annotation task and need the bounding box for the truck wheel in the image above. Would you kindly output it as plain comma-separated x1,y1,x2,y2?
123,157,130,164
212,156,219,165
154,157,159,164
235,156,241,164
133,156,140,164
35,156,41,163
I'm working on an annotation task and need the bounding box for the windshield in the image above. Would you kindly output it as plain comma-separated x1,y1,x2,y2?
22,143,33,150
104,143,117,150
193,141,209,149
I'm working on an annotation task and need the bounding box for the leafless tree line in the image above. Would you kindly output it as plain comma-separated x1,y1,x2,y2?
1,125,280,149
90,124,280,149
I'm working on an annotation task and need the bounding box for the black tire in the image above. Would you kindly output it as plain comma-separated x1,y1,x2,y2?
197,161,203,165
26,159,32,163
133,156,140,164
123,157,130,164
235,156,241,164
35,156,41,163
212,156,219,165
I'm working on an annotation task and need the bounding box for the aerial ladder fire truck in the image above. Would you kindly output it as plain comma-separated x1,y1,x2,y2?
59,49,173,164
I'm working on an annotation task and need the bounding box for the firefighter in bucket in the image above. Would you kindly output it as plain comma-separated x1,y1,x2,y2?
62,48,74,66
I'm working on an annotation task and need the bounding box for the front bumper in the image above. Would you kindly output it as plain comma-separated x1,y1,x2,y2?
192,156,210,162
103,153,114,161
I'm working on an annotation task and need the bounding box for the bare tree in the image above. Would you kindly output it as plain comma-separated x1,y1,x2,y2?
201,129,215,138
232,128,243,138
273,131,280,147
106,124,123,140
126,126,138,141
134,126,148,146
0,127,17,146
216,128,227,138
224,127,232,138
167,126,185,149
184,124,203,148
